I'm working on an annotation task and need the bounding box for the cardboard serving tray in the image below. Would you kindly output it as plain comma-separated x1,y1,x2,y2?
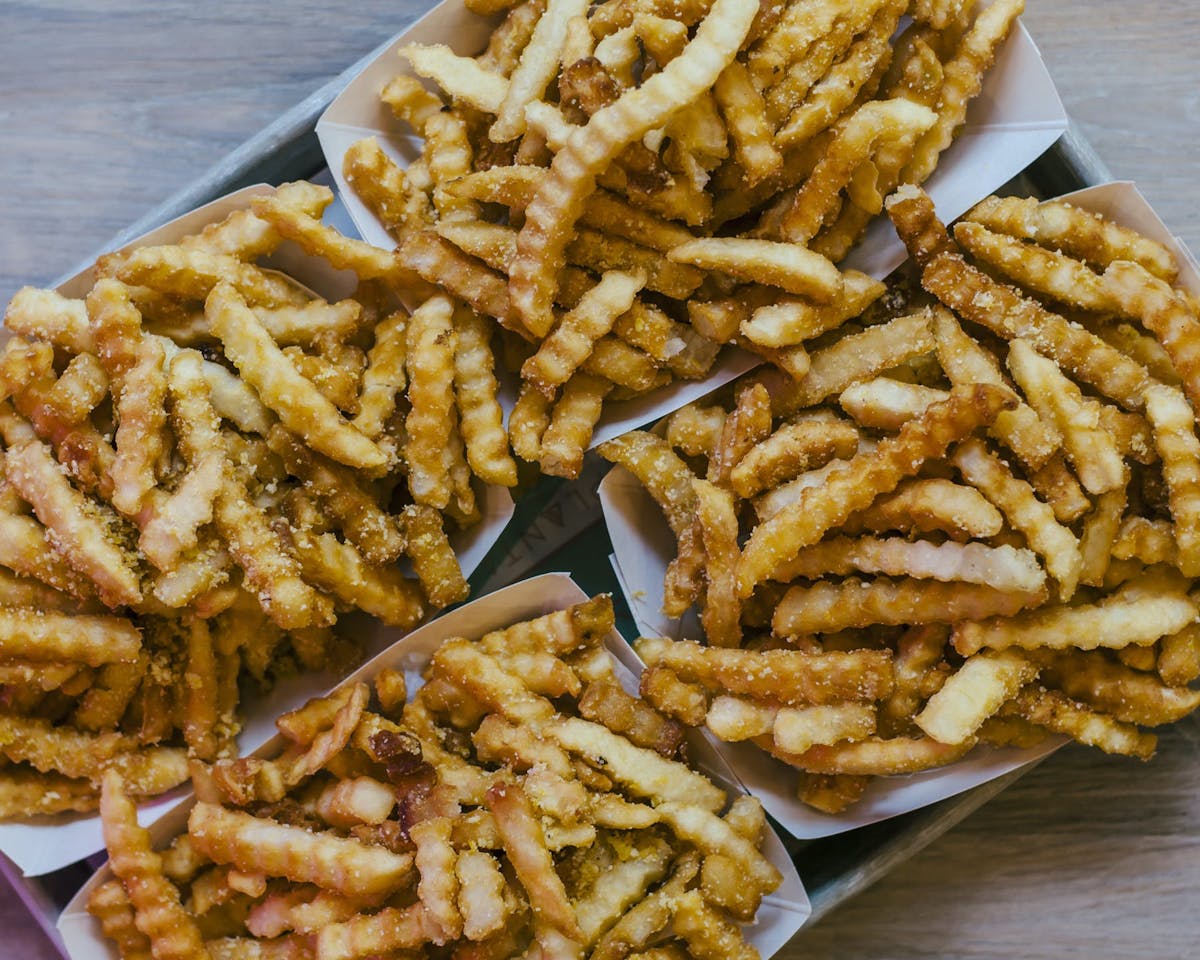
315,0,1067,448
0,183,515,878
599,179,1200,839
57,573,812,960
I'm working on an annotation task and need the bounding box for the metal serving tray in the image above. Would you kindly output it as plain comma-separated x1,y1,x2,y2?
1,7,1112,952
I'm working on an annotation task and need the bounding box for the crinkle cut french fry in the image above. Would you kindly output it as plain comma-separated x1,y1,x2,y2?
765,734,973,776
510,0,758,334
573,835,673,946
901,0,1024,186
291,528,424,628
100,771,208,960
400,505,469,608
738,384,1015,594
3,439,142,608
952,570,1197,657
453,307,518,487
1112,516,1177,566
1026,452,1091,525
740,271,886,349
182,617,220,762
351,308,407,441
522,269,646,398
932,306,1059,472
207,283,386,471
248,194,398,282
548,715,726,812
1036,649,1200,727
479,594,614,657
403,42,509,114
1005,339,1125,496
139,453,224,572
116,243,305,308
0,769,98,818
1159,624,1200,687
1078,483,1128,588
485,781,582,940
1005,686,1156,760
1144,384,1200,576
0,509,92,598
964,194,1178,282
690,479,742,647
781,309,938,410
316,903,439,960
45,353,108,424
951,437,1083,599
775,0,906,151
774,535,1046,593
181,180,332,260
400,231,530,339
490,0,590,144
188,802,413,899
379,74,444,134
773,576,1046,635
109,335,169,516
635,637,894,707
915,649,1038,745
432,638,556,727
669,237,843,302
730,415,860,499
708,381,771,486
770,703,877,756
87,879,153,960
954,220,1110,312
5,286,97,355
343,138,426,239
539,372,612,479
838,377,948,430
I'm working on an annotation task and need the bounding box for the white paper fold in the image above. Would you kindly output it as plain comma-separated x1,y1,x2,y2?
316,0,1067,444
58,573,810,960
0,185,514,876
597,180,1200,839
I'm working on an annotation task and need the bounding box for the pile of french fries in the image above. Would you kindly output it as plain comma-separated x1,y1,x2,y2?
343,0,1023,477
90,597,782,959
0,181,516,816
604,188,1200,813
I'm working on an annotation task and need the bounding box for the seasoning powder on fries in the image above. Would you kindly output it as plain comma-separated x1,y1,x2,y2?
602,186,1200,816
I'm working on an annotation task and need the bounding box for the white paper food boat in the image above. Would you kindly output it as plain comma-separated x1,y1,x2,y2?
58,573,812,960
600,181,1200,840
0,185,515,876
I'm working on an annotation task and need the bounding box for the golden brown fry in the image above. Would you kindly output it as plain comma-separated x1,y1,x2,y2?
4,439,142,608
729,415,859,499
101,771,208,960
915,650,1038,745
964,194,1177,281
953,570,1197,656
1145,384,1200,576
691,479,742,647
774,576,1045,635
454,307,518,486
1005,686,1156,760
400,504,469,607
539,372,612,479
636,637,894,707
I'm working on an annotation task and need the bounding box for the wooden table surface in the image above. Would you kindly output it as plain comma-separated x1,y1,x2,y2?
2,2,1198,957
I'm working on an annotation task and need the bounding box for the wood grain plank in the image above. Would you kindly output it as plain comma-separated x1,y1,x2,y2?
0,2,1197,959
